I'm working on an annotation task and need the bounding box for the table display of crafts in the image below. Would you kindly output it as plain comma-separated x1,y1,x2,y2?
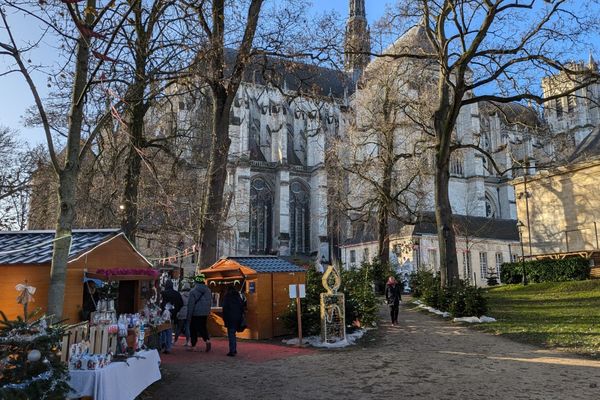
91,299,117,325
68,342,112,371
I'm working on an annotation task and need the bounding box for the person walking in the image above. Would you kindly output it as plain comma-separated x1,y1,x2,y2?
187,274,212,352
222,285,245,357
175,281,191,346
385,276,402,325
160,279,183,354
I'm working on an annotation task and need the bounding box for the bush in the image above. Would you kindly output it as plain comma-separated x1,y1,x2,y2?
410,270,488,317
282,261,380,335
410,269,437,299
369,257,395,294
281,266,323,336
340,263,379,328
500,257,590,284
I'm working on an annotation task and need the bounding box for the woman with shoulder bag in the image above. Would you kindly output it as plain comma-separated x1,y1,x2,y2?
222,285,245,357
385,276,402,326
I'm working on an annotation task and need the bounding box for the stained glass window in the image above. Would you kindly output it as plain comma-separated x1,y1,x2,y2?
289,181,310,254
249,177,273,254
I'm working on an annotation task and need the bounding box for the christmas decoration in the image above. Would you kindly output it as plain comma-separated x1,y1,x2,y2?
27,349,41,362
15,282,36,321
95,268,160,278
0,309,70,399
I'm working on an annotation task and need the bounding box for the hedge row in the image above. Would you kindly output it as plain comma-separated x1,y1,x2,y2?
500,257,590,284
410,270,488,317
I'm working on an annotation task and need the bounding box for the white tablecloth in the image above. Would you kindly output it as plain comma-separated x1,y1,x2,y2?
68,350,161,400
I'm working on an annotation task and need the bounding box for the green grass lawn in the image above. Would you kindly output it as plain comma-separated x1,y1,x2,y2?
478,280,600,358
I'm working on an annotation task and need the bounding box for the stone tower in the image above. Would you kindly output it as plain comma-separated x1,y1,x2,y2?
344,0,371,80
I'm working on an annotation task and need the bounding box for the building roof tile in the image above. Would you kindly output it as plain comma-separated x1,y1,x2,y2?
0,229,120,265
228,256,306,273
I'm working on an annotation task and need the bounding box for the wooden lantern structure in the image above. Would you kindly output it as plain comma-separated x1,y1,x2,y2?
0,229,156,322
201,256,306,339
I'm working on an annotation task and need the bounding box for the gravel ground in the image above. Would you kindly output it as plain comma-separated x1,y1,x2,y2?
143,302,600,399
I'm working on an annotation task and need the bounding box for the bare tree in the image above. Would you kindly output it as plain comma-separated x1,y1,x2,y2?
374,0,600,286
0,0,134,317
0,126,43,229
333,57,431,266
112,0,199,243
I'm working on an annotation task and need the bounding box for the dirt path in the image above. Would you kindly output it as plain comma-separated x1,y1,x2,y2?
144,303,600,399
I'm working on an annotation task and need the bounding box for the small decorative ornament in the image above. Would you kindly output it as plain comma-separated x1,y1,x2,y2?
15,282,36,320
27,349,41,362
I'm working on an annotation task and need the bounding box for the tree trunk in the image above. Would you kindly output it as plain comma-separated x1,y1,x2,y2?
378,160,392,266
121,84,145,244
198,91,231,267
434,159,459,286
47,20,91,318
377,205,389,266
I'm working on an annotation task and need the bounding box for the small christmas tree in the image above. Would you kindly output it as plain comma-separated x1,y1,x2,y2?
0,284,70,399
486,265,500,286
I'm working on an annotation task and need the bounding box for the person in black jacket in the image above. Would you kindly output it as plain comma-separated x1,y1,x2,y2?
160,279,183,354
385,276,402,325
222,285,245,356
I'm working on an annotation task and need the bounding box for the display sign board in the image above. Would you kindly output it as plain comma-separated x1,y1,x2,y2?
289,284,306,299
249,281,256,293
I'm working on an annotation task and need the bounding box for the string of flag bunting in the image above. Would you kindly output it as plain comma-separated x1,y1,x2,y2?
150,244,200,266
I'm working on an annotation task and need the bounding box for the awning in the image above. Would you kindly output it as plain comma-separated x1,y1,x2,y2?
200,266,254,281
83,276,104,287
85,271,159,281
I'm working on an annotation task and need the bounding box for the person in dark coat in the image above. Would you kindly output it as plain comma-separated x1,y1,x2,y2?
160,279,183,354
222,285,245,356
385,276,402,325
187,274,212,352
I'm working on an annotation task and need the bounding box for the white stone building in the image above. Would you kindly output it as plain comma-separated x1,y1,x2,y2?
340,214,521,287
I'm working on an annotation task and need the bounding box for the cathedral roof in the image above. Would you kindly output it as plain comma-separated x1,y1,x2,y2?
222,49,354,99
569,126,600,163
386,24,436,56
479,101,543,128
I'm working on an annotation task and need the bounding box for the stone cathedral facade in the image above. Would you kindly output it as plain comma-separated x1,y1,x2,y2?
167,0,541,262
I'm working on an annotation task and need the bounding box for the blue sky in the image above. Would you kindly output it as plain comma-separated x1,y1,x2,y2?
0,0,385,146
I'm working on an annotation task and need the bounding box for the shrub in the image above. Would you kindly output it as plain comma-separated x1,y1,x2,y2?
500,257,590,284
369,257,395,294
341,263,379,328
281,266,323,336
410,269,437,298
411,270,488,317
282,261,380,336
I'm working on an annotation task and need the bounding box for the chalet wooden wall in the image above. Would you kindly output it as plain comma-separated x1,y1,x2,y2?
0,235,152,323
207,271,306,340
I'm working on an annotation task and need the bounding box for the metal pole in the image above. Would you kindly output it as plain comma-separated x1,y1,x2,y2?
524,173,533,258
594,222,599,249
519,229,528,285
296,282,302,347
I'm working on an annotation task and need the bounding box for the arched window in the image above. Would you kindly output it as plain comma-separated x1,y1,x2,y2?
484,194,497,219
450,152,464,176
250,177,273,254
290,181,310,254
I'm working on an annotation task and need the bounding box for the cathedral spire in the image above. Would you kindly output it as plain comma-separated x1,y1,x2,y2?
344,0,370,79
589,49,598,71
